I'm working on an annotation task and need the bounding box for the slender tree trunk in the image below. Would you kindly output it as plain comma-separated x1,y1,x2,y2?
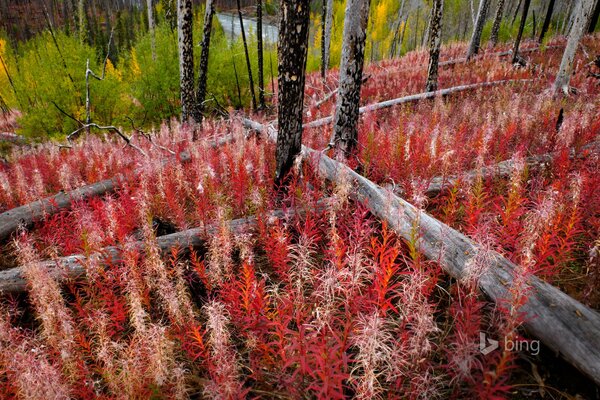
193,0,215,132
553,0,595,94
512,0,531,63
512,0,523,25
490,0,505,46
257,0,265,109
177,0,194,122
78,0,86,44
389,0,407,58
236,0,257,111
330,0,371,157
321,0,334,79
146,0,156,60
588,0,600,32
275,0,310,186
539,0,556,43
466,0,490,59
425,0,444,92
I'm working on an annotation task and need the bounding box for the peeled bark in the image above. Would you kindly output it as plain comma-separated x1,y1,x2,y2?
490,0,506,47
553,0,596,95
177,0,195,122
274,0,310,185
512,0,531,64
425,0,444,92
539,0,556,43
330,0,371,157
146,0,156,60
321,0,334,79
466,0,491,60
242,117,600,387
193,0,216,130
236,0,257,111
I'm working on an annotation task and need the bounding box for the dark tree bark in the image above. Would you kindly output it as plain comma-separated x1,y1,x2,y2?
177,0,195,122
512,0,531,63
554,0,596,94
389,0,407,58
466,0,491,60
330,0,371,157
257,0,265,109
193,0,215,132
274,0,310,185
425,0,444,92
588,0,600,32
236,0,257,111
490,0,505,47
321,0,334,79
539,0,556,43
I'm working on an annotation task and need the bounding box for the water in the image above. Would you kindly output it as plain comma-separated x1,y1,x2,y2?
216,12,278,44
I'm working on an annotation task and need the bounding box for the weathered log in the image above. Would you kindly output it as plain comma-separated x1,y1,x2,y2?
392,140,600,197
242,117,600,386
304,79,530,131
0,203,322,294
0,151,192,243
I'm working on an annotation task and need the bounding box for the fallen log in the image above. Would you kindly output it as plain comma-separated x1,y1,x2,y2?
391,140,600,197
0,151,191,243
438,44,564,67
242,117,600,386
0,202,325,294
313,75,370,108
303,79,531,130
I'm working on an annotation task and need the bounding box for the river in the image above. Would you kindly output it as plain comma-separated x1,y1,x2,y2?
216,12,279,44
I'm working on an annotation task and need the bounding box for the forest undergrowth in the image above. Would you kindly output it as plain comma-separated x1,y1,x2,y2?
0,35,599,399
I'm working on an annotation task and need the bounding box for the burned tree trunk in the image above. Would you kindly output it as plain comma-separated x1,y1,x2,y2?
257,0,265,109
274,0,310,185
330,0,371,157
588,0,600,32
466,0,491,60
512,0,531,64
539,0,556,43
147,0,156,60
490,0,506,47
553,0,596,95
193,0,215,132
236,0,257,111
177,0,195,122
425,0,444,92
321,0,334,79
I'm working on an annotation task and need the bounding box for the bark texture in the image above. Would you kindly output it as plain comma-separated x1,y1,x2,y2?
466,0,491,59
147,0,156,60
274,0,310,185
553,0,596,94
193,0,215,129
588,0,600,32
331,0,371,156
321,0,334,79
512,0,531,63
177,0,195,121
425,0,444,92
490,0,506,47
257,0,265,108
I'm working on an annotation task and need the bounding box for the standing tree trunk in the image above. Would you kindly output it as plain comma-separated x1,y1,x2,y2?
275,0,310,185
588,0,600,32
466,0,491,59
236,0,257,111
146,0,156,60
425,0,444,92
330,0,371,157
512,0,531,63
389,0,407,58
78,0,86,44
321,0,334,79
257,0,265,109
490,0,505,47
177,0,194,122
539,0,556,43
193,0,215,133
553,0,596,94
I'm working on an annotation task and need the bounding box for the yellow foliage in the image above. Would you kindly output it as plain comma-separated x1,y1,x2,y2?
130,48,141,78
105,58,121,81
